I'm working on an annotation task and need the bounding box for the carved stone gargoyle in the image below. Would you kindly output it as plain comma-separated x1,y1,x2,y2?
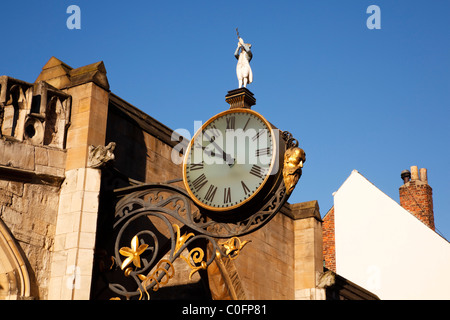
88,142,116,168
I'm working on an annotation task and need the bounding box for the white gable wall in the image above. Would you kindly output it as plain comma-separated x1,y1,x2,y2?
334,170,450,299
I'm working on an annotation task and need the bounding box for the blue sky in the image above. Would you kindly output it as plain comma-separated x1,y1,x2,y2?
2,1,449,238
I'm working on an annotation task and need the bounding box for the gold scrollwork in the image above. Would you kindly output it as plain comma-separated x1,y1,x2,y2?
218,237,250,260
181,248,208,280
173,224,208,280
115,227,251,300
136,259,175,300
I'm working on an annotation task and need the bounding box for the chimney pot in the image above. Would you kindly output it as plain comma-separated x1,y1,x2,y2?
401,170,411,184
420,168,428,183
410,166,419,180
399,166,434,231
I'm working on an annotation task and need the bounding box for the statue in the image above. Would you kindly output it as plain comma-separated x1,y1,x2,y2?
234,28,253,88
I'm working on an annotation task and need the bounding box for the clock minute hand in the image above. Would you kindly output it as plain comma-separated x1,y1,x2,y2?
203,132,235,166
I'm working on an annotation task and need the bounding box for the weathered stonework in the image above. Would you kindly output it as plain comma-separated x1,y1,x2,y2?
0,166,63,299
0,135,66,299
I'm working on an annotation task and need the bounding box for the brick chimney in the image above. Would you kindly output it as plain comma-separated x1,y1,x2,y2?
399,166,435,230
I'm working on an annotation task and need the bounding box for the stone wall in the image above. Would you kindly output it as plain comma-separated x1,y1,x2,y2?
0,140,66,178
105,95,183,185
232,212,295,299
0,140,66,299
0,179,59,299
48,167,101,299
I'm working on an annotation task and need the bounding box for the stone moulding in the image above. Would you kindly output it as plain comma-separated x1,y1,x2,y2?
0,218,32,299
0,164,65,187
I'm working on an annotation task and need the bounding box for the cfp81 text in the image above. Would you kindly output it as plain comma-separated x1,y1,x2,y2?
226,304,266,315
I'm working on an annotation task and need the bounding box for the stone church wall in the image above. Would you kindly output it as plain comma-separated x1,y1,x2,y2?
0,141,66,299
232,212,295,299
105,95,183,185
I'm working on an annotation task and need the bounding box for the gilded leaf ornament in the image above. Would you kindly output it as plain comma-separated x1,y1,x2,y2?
219,237,250,260
119,235,149,270
173,224,208,279
173,224,195,254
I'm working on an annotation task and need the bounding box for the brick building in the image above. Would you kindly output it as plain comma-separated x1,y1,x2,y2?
0,58,378,300
322,169,450,299
399,166,434,230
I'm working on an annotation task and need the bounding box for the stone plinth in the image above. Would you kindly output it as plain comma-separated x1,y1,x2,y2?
225,88,256,109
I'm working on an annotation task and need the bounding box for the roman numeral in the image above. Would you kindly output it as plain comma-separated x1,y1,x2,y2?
204,184,217,202
224,187,232,204
226,116,235,130
250,165,265,179
189,162,204,171
192,174,208,191
255,147,271,157
252,129,265,141
241,181,251,195
208,125,221,139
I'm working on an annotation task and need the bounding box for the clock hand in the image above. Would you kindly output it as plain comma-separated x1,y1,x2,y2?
197,145,221,159
203,132,235,166
205,149,236,165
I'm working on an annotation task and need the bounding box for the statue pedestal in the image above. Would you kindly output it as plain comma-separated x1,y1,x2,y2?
225,87,256,109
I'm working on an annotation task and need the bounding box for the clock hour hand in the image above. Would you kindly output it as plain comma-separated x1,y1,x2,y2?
203,132,235,166
197,145,222,160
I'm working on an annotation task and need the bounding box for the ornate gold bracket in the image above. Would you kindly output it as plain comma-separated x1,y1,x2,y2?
111,225,250,300
173,224,208,280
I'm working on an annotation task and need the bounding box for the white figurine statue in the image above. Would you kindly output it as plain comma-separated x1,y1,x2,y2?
234,34,253,88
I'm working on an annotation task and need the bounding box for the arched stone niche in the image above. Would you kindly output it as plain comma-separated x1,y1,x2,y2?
0,219,32,300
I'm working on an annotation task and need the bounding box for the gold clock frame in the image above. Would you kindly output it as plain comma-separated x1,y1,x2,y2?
182,108,280,213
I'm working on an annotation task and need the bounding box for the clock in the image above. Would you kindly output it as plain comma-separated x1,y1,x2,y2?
183,108,281,214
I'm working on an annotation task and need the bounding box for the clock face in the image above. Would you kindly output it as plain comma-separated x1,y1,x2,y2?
183,108,276,212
